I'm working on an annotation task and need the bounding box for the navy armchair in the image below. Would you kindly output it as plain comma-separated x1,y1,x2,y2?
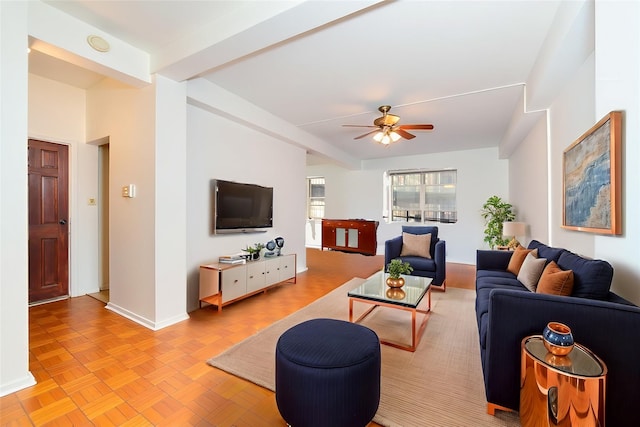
384,226,446,290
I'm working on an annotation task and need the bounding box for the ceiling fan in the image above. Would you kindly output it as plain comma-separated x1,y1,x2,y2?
343,105,434,145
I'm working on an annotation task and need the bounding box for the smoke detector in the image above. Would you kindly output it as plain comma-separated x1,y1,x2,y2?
87,35,110,52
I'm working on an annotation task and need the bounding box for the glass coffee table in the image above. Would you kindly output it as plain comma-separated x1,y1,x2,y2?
348,271,432,352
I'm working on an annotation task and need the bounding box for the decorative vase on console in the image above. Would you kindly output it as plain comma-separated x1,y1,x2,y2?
275,236,284,256
385,259,413,288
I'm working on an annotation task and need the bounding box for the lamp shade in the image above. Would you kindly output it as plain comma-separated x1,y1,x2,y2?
503,221,526,237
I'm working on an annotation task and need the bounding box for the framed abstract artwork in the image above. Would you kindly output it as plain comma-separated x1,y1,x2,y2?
562,111,622,234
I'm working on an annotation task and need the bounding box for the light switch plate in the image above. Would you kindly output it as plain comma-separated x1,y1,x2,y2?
122,184,136,198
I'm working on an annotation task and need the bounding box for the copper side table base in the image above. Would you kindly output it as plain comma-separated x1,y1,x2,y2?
520,336,606,427
487,403,515,416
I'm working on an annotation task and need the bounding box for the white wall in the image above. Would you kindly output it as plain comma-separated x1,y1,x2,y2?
307,147,509,264
509,2,640,305
0,1,35,397
508,115,549,247
509,54,596,252
87,79,158,326
186,103,307,312
548,54,597,254
28,73,100,298
86,78,189,329
593,0,640,303
154,75,189,327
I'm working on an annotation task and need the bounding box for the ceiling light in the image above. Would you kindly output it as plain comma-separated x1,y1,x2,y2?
87,35,110,52
373,130,400,145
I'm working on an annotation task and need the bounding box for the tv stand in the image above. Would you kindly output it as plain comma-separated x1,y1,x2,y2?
199,254,296,311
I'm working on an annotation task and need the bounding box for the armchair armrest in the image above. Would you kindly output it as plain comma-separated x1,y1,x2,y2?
384,236,403,268
484,288,640,425
433,239,446,285
476,249,512,271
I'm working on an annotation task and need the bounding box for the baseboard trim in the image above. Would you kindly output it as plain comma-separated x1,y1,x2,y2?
0,372,36,397
105,302,189,331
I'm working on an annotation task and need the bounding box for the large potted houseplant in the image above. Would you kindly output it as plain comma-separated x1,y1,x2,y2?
480,195,515,249
386,259,413,288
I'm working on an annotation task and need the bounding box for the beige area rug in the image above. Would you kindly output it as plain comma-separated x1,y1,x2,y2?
208,278,520,427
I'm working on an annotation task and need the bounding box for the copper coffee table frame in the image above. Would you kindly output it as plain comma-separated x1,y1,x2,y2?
348,272,432,352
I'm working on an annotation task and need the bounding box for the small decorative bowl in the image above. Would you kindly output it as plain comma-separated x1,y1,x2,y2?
543,322,574,356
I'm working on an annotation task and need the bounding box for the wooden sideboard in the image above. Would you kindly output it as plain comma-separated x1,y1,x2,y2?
321,219,379,256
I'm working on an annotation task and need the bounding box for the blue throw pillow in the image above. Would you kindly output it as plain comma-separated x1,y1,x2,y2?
527,240,565,263
557,251,613,300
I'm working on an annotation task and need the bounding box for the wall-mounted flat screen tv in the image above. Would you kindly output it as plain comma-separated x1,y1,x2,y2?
212,179,273,234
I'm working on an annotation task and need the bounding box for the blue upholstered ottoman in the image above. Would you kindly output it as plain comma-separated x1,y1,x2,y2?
275,318,381,427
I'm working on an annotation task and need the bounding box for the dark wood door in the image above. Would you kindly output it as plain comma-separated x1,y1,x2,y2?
28,139,69,303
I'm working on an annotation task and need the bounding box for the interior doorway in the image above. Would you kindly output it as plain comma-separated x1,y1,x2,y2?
99,144,110,293
88,143,111,304
28,139,69,304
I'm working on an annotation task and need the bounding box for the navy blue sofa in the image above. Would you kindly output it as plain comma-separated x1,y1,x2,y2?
384,226,446,289
475,240,640,426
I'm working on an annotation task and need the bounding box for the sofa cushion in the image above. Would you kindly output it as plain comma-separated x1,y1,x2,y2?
400,232,431,259
476,276,524,291
536,261,574,296
527,240,565,263
557,251,613,300
476,270,517,280
396,256,436,272
517,253,547,291
506,247,536,275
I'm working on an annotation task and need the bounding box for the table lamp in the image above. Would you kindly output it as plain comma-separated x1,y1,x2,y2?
503,222,526,249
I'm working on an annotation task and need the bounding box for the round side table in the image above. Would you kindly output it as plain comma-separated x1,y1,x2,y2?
520,335,607,427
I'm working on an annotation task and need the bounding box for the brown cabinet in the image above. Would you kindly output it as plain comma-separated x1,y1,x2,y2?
321,219,379,256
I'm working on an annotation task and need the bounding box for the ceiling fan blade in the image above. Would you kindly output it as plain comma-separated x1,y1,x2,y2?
342,124,378,128
354,130,380,140
398,124,434,130
395,129,416,140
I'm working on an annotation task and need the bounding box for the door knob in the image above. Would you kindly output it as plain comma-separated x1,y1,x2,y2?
59,219,67,225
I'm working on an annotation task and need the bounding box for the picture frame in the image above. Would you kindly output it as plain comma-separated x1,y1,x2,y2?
562,111,622,235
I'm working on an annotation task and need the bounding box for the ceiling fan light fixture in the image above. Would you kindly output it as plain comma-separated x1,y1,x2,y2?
343,105,434,144
373,130,400,145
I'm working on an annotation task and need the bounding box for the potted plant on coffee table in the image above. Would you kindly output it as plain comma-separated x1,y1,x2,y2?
386,259,413,288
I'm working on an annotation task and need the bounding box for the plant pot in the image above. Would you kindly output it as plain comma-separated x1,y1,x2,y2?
386,277,405,288
542,322,574,356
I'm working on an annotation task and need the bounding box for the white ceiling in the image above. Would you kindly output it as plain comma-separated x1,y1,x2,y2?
31,0,563,164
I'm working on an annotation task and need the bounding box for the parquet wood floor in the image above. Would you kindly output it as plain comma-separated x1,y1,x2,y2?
1,249,475,426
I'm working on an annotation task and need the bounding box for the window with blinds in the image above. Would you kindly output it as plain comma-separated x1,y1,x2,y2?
386,169,457,224
307,177,325,219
